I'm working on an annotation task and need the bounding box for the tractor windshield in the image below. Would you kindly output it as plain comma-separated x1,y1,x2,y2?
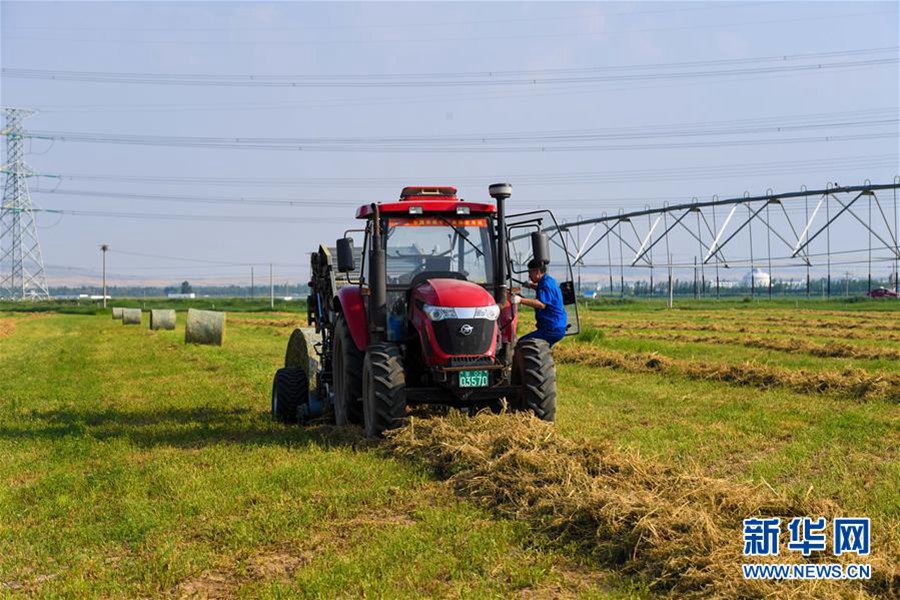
383,215,494,285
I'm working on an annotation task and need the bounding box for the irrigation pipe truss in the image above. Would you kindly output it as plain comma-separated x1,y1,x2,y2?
514,180,900,297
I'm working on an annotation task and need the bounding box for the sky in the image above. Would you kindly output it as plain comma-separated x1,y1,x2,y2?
1,1,898,288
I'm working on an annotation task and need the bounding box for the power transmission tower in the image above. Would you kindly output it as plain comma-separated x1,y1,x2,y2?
1,108,49,300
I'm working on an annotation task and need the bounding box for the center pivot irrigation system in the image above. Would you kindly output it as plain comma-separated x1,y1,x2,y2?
538,180,900,298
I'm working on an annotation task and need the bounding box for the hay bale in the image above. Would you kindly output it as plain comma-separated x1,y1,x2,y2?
285,327,320,379
111,307,124,320
185,309,225,345
122,308,142,325
150,309,176,331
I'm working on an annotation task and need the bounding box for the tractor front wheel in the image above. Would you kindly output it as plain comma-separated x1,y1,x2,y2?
362,342,407,438
512,338,557,421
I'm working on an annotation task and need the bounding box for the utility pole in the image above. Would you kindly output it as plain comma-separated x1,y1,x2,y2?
693,256,699,300
250,266,255,299
100,244,108,308
0,107,49,300
269,262,274,309
667,254,674,309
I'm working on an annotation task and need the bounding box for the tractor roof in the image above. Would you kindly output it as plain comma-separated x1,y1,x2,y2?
355,185,497,219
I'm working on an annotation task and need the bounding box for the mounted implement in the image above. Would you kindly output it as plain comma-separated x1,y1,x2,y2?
272,184,579,437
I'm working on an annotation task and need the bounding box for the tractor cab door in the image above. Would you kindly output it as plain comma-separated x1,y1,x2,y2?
505,210,580,336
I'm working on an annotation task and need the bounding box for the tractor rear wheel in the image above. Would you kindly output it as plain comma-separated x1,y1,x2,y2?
362,342,407,438
512,338,557,421
271,367,309,424
333,314,364,425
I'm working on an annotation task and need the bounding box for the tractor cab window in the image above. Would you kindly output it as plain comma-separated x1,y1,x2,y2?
382,216,493,286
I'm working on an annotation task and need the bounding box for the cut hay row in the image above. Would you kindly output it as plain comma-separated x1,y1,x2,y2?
387,412,897,598
231,317,302,328
728,314,898,332
554,344,900,403
583,319,900,342
604,330,900,361
584,315,895,334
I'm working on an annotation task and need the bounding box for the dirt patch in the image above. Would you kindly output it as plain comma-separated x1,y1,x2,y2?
175,569,237,600
172,507,416,598
246,550,310,580
0,313,45,338
555,343,900,403
387,412,897,598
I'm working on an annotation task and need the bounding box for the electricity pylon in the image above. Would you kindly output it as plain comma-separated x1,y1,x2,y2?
1,107,49,300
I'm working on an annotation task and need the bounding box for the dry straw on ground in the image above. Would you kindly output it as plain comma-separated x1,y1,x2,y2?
387,412,897,598
554,344,900,403
604,331,900,361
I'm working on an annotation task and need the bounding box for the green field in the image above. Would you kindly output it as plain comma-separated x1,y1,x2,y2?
1,300,898,597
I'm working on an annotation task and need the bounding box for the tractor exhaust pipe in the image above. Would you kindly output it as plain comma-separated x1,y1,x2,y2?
369,203,387,341
489,183,512,305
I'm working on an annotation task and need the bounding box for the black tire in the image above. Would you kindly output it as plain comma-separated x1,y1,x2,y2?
362,342,407,438
512,338,557,421
332,314,364,425
272,367,309,424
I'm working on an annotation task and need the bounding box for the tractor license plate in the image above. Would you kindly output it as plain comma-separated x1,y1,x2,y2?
459,369,489,388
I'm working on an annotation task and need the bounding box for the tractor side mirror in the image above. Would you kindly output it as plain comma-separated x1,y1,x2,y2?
531,232,550,264
336,237,355,273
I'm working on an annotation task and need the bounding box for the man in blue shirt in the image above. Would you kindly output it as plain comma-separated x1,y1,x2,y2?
512,258,568,346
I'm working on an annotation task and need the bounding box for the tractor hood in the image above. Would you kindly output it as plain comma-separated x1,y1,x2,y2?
414,278,495,307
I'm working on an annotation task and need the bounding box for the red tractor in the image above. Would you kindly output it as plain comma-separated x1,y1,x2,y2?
272,183,579,437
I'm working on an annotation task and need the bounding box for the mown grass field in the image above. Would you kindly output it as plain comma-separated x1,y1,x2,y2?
1,300,898,598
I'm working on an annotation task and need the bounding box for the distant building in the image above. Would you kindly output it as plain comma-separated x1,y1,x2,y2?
167,292,196,299
742,268,770,288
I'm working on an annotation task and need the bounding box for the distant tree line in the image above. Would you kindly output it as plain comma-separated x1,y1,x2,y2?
50,282,310,298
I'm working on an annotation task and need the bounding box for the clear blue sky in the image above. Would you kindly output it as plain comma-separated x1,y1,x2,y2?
2,1,898,287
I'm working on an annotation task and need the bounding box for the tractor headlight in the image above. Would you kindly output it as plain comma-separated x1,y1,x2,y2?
473,304,500,321
424,305,458,321
423,304,500,321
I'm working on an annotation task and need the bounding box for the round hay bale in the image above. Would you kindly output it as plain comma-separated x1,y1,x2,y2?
285,328,310,368
185,309,225,346
150,309,176,331
111,307,124,320
122,308,142,325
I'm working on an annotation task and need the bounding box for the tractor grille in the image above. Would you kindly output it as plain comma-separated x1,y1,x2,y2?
448,355,495,367
431,319,494,356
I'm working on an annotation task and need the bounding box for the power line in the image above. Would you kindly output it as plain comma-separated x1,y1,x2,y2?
29,207,347,223
6,51,896,87
8,47,894,82
5,2,766,32
3,7,895,47
38,154,899,188
31,111,898,146
23,131,899,153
